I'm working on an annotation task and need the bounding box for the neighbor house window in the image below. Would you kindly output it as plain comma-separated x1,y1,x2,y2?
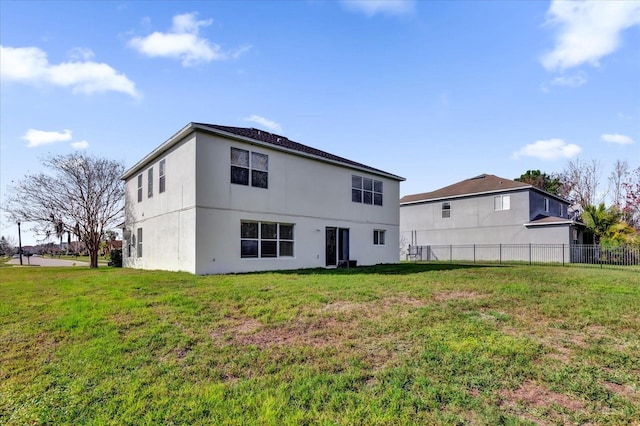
352,175,383,206
544,198,549,212
241,221,294,258
147,167,153,198
231,147,268,188
560,204,564,218
442,202,451,218
159,159,166,193
494,195,510,211
373,229,386,245
136,228,143,257
137,174,143,202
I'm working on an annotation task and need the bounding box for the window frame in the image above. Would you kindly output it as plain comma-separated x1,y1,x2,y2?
136,228,143,258
442,202,451,218
373,229,386,245
137,174,143,202
544,197,549,213
352,175,383,206
159,159,166,194
231,147,269,189
147,167,153,198
494,195,511,211
240,221,294,259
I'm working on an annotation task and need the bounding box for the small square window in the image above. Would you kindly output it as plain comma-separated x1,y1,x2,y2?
374,230,386,245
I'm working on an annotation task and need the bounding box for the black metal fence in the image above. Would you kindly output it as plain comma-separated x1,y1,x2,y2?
406,244,640,268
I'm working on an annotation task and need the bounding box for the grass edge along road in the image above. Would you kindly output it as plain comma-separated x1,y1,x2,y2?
1,264,639,425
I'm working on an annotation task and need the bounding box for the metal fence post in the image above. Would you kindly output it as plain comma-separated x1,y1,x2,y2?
499,244,502,264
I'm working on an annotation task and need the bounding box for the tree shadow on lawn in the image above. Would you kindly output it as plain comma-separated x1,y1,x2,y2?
271,262,504,276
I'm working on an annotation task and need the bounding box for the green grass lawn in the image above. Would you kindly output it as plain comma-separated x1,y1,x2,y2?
1,264,638,425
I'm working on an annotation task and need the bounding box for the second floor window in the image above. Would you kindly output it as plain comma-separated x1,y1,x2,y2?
494,195,510,211
137,174,143,202
147,167,153,198
352,175,383,206
159,159,166,193
442,202,451,218
231,147,268,189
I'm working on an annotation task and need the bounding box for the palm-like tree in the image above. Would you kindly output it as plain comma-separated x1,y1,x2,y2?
581,203,621,244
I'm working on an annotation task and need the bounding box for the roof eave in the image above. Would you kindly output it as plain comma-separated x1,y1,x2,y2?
400,186,531,206
122,122,405,182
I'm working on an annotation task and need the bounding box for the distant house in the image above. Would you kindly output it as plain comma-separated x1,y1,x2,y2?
400,174,584,258
121,122,405,274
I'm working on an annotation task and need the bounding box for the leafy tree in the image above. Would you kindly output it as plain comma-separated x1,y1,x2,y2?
581,203,621,245
5,153,124,268
515,170,562,196
0,235,14,255
602,222,639,247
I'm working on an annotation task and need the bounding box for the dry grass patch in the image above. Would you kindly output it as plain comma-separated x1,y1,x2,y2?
432,290,484,303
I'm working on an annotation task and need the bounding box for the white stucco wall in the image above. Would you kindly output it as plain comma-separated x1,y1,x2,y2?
123,136,197,273
194,133,400,274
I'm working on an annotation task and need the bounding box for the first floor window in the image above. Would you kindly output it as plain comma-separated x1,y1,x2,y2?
373,229,386,245
241,221,294,258
544,198,550,212
560,204,564,218
136,228,143,257
494,195,510,211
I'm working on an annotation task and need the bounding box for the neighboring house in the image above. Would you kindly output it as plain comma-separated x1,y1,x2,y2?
121,122,405,274
400,174,584,259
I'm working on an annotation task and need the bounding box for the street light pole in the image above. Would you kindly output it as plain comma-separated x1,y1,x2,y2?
17,221,23,266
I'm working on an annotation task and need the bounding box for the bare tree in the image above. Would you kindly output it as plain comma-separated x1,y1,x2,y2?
609,159,630,210
4,153,124,268
560,159,606,208
622,167,640,229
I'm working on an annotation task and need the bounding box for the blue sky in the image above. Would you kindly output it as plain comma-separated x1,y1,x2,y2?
1,0,639,245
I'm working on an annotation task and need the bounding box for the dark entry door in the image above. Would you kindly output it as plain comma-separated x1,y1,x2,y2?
326,227,349,266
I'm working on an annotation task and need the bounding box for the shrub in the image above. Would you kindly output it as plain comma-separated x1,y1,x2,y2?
109,249,122,267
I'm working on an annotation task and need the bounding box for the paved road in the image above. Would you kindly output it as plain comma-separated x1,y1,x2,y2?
8,257,91,267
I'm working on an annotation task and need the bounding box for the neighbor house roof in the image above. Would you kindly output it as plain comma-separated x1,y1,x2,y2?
524,215,582,227
400,174,567,205
122,122,405,181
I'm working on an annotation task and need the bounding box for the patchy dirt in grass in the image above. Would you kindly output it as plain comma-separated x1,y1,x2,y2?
499,380,586,424
432,290,483,303
602,381,640,403
209,297,425,369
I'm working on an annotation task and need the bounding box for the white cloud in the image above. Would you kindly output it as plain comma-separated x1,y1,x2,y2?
71,140,89,150
0,45,139,97
128,13,249,67
244,115,282,133
341,0,415,16
551,71,587,88
541,0,640,72
21,129,72,148
512,139,582,161
67,47,95,61
601,133,634,145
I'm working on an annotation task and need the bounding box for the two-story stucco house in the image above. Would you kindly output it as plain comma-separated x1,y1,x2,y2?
121,122,405,274
400,174,584,258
